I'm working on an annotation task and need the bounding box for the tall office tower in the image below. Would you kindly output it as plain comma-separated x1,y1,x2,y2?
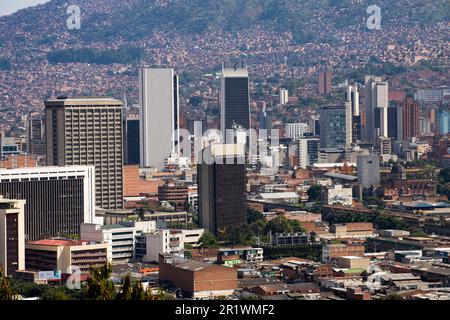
139,68,180,170
45,97,124,210
318,71,332,96
27,114,46,156
198,144,246,235
346,85,361,142
402,97,420,140
297,138,320,169
365,76,389,142
285,123,310,139
438,110,449,135
357,155,381,188
0,197,25,276
279,88,289,106
124,115,140,165
387,105,404,142
220,62,250,138
319,103,352,149
0,166,97,241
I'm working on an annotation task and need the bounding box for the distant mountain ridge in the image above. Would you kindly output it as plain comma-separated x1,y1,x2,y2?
1,0,448,44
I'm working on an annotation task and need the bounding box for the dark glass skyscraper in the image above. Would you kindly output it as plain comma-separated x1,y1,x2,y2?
220,63,250,134
124,116,140,165
198,144,246,235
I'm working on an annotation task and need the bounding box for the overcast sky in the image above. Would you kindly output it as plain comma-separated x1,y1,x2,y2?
0,0,49,16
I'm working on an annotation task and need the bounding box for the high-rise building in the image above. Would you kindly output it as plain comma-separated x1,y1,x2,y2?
220,62,250,136
387,105,403,142
139,68,180,169
45,97,124,210
198,144,246,235
346,85,361,142
402,97,420,140
285,123,310,139
357,155,381,188
0,197,25,276
319,103,352,149
279,88,289,106
27,114,46,156
319,71,332,96
124,115,140,165
365,76,389,142
297,138,320,169
438,110,449,135
0,166,97,241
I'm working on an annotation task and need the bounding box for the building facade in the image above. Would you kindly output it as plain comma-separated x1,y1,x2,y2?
124,115,140,165
198,144,246,235
45,97,124,210
220,63,250,134
0,166,96,241
0,197,25,276
139,68,179,169
319,104,352,149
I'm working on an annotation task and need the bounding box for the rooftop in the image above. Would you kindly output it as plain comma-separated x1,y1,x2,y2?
27,239,92,247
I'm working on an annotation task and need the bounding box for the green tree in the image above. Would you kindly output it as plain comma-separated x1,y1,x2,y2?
247,208,264,224
84,264,116,300
289,220,306,233
116,274,132,300
264,216,292,234
41,286,70,300
131,281,146,300
307,185,322,202
199,231,218,248
0,267,16,300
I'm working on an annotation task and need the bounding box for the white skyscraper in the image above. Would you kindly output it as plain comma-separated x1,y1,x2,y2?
365,76,388,143
279,88,289,106
346,85,360,116
139,68,179,169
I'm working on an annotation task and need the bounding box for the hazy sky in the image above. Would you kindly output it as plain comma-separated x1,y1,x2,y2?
0,0,49,16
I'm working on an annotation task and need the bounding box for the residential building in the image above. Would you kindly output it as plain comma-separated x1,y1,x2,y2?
319,71,332,95
285,123,310,139
322,244,365,263
402,98,420,140
217,247,264,267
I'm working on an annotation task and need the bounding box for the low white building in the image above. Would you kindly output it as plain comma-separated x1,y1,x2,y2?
136,228,204,263
322,185,353,206
80,221,156,263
